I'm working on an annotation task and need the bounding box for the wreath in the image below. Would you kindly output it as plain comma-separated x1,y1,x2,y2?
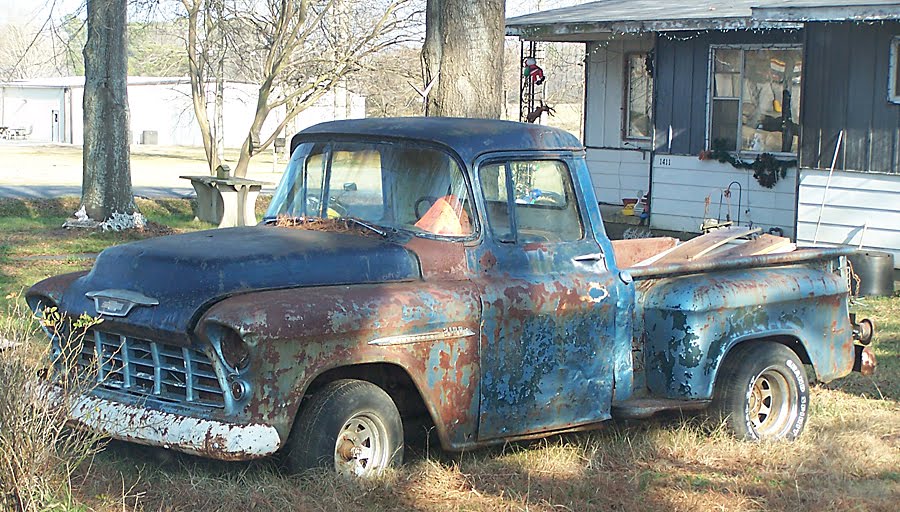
698,139,796,189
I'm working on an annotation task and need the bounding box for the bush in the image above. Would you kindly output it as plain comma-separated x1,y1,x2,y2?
0,301,106,511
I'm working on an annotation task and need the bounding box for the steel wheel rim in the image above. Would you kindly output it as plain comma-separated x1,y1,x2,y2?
748,366,796,438
334,413,389,477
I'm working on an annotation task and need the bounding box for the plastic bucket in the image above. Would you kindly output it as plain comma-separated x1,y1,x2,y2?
848,250,895,297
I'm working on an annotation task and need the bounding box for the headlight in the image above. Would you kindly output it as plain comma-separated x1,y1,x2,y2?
207,323,251,373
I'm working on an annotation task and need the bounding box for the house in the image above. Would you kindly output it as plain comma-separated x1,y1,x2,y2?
0,76,365,147
507,0,900,269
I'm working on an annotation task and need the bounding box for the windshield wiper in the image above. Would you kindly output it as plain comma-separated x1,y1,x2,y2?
345,217,389,238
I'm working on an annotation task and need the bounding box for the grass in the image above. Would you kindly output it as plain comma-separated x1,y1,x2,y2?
0,197,897,511
0,302,108,512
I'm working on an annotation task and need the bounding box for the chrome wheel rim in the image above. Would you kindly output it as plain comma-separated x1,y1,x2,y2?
748,366,796,439
334,414,389,477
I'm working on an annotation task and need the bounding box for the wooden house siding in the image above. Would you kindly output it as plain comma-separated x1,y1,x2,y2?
584,37,655,148
653,29,804,156
649,155,797,237
799,22,900,174
583,36,654,204
586,148,653,204
797,169,900,268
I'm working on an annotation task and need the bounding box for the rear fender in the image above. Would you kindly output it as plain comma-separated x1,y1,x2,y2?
640,267,854,400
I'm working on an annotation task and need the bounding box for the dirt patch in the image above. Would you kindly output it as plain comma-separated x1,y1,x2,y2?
46,219,175,239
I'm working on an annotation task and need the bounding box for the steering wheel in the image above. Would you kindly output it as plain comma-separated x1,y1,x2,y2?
533,191,564,206
306,195,348,218
414,196,439,218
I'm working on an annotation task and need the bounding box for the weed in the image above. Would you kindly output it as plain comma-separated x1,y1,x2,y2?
0,299,107,512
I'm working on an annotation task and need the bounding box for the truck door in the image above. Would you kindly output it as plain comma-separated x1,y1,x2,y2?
472,156,617,441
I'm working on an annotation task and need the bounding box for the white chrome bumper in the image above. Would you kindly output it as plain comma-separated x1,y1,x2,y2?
65,390,282,460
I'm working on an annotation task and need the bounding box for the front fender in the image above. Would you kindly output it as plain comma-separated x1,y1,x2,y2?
26,271,89,312
197,281,482,449
640,267,853,399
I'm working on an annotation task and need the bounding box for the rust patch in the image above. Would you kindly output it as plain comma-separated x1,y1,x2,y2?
479,250,497,271
404,237,468,279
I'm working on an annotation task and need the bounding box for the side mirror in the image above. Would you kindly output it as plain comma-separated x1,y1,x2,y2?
343,182,357,191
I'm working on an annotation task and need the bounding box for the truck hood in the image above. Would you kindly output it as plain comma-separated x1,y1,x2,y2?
58,227,421,342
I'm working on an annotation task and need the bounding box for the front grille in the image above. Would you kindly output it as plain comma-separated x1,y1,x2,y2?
76,330,226,409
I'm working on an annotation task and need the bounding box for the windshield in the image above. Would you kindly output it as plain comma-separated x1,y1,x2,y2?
265,141,475,237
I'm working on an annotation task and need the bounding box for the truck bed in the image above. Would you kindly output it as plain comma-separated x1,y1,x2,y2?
611,228,854,280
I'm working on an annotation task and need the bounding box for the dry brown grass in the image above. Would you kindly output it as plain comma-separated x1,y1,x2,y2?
0,303,107,511
62,403,896,512
62,292,898,512
1,199,896,511
61,378,897,512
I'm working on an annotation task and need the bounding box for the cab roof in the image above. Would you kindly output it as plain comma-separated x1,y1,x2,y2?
291,117,583,164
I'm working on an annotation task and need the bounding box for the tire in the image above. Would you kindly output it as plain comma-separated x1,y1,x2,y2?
710,342,809,441
284,379,404,477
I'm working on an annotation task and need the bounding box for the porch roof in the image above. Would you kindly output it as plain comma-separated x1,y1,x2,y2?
506,0,900,41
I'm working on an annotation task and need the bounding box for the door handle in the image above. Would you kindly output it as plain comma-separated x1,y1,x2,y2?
573,252,604,263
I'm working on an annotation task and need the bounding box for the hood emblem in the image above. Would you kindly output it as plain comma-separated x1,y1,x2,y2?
86,289,159,317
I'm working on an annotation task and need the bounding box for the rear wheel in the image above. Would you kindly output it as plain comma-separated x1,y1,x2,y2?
710,342,809,441
285,379,404,477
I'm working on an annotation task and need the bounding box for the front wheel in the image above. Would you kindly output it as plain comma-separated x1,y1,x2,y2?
710,342,809,441
285,379,404,477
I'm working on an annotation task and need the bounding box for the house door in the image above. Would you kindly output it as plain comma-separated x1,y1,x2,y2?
51,110,60,142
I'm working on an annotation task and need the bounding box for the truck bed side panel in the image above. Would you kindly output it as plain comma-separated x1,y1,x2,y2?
638,267,853,400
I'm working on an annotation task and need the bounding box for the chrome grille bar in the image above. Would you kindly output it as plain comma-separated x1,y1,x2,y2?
121,334,131,389
77,330,225,409
150,341,162,395
183,347,194,403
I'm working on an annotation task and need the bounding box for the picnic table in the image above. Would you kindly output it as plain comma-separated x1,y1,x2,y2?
1,127,28,140
180,175,271,228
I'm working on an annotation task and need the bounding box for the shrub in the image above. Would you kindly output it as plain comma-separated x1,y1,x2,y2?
0,301,106,511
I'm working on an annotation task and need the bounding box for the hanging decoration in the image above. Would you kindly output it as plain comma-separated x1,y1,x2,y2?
519,41,549,123
523,56,546,85
526,101,554,123
699,139,796,189
522,57,544,85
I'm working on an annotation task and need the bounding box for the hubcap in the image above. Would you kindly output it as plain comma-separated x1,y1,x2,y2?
748,367,797,439
334,414,389,477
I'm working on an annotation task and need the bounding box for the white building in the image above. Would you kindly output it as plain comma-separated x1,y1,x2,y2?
0,76,365,147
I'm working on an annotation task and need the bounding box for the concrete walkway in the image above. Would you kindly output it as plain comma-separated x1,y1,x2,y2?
0,143,282,199
0,185,203,199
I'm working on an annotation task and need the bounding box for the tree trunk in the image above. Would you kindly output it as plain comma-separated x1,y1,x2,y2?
183,0,218,175
233,78,273,178
214,70,225,166
81,0,138,220
213,0,226,168
423,0,504,118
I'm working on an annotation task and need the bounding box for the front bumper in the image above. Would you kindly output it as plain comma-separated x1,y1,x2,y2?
60,388,282,460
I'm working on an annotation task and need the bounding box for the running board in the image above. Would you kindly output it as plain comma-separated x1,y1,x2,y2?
611,398,711,419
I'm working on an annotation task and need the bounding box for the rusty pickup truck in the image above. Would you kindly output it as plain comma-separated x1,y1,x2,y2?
27,118,875,477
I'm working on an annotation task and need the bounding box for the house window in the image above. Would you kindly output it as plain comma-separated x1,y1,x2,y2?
624,52,653,140
709,46,802,154
890,37,900,104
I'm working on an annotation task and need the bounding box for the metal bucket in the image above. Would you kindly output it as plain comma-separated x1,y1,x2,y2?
848,250,895,297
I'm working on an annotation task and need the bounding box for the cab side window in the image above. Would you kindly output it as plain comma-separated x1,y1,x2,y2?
479,160,583,243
